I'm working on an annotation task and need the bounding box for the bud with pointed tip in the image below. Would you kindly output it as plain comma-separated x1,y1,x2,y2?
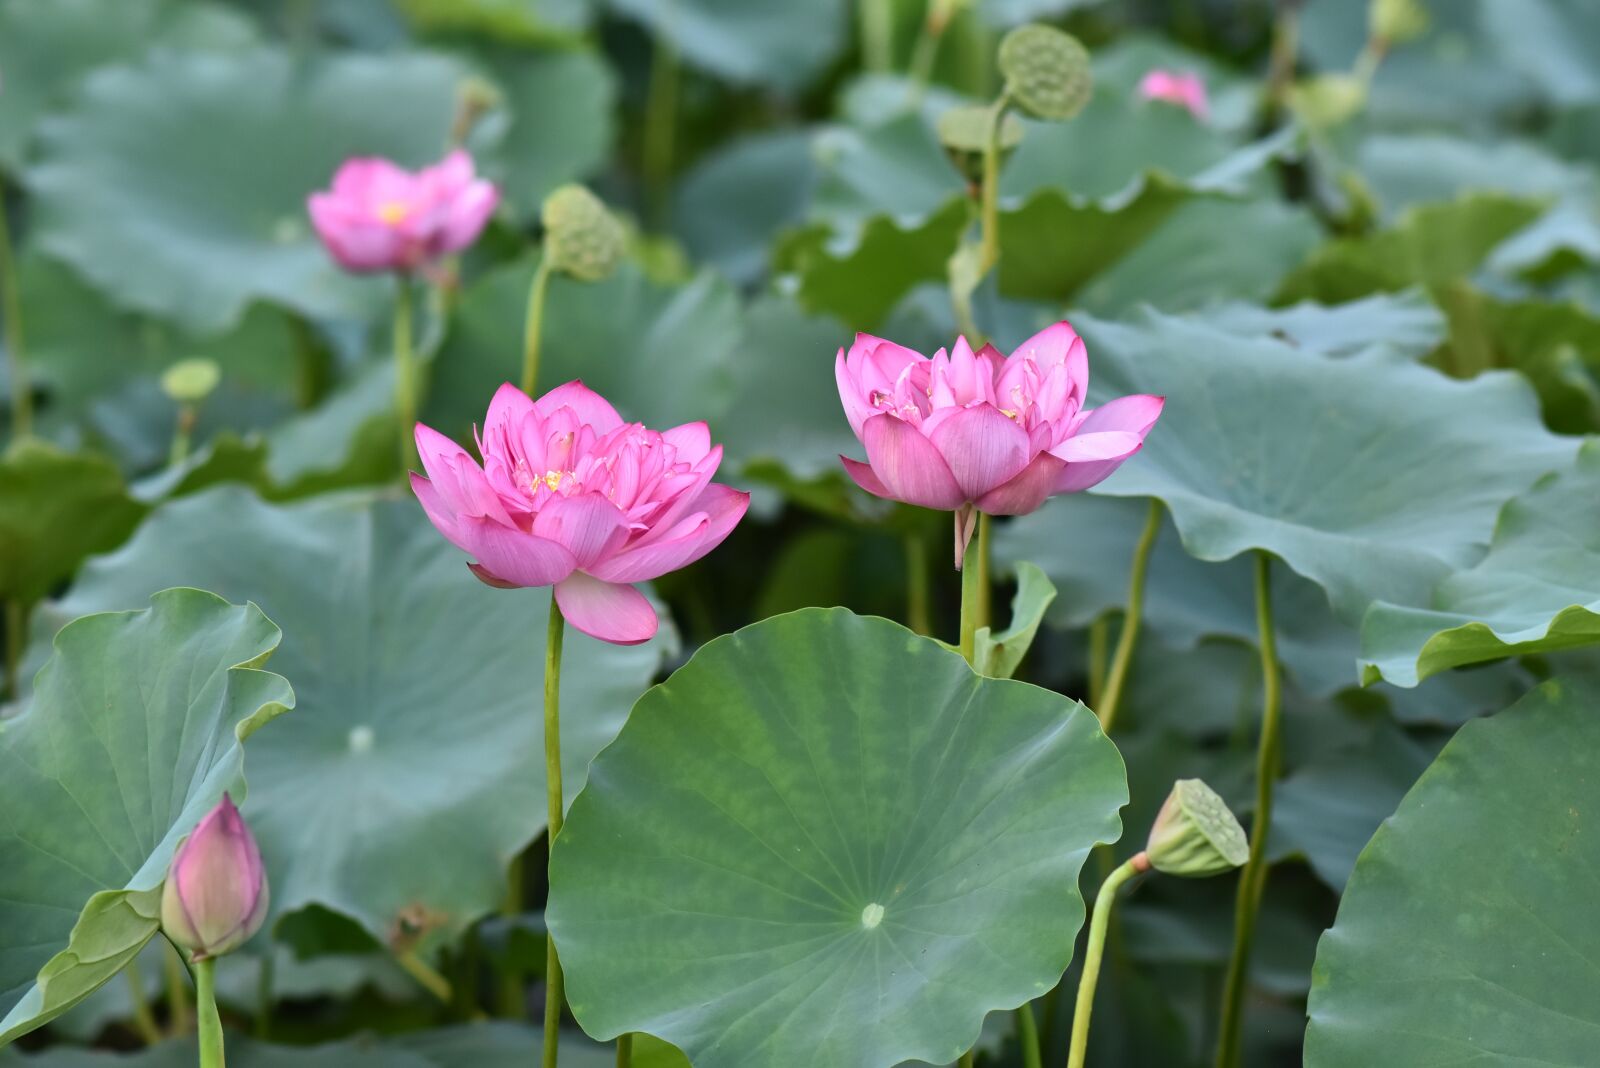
541,184,624,283
1146,779,1249,878
161,795,269,961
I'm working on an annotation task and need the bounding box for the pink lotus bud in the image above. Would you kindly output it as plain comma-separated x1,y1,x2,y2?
307,149,499,274
1137,69,1209,122
834,322,1163,561
161,795,269,961
410,381,749,646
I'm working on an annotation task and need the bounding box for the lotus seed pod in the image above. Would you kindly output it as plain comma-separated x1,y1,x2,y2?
1146,778,1249,878
161,794,270,961
1370,0,1429,45
541,184,625,283
936,105,1026,182
998,24,1092,121
1288,73,1368,129
160,358,221,405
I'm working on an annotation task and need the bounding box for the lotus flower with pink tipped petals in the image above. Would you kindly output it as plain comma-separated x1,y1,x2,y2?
161,794,269,962
1137,69,1210,121
308,149,498,274
836,322,1163,559
411,381,749,645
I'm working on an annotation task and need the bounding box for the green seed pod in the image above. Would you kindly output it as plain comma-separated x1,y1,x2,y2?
998,23,1092,121
936,105,1025,183
541,184,625,283
160,358,221,405
1370,0,1429,46
1146,778,1249,878
1288,73,1368,129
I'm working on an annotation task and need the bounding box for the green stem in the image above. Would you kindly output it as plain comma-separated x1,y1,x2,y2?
254,951,272,1040
169,404,196,467
905,533,932,636
1094,499,1162,733
957,1052,975,1068
616,1033,633,1068
124,957,162,1045
909,0,954,97
165,940,192,1036
543,598,568,1068
1214,552,1283,1068
4,599,21,703
643,31,680,230
1265,0,1300,112
977,93,1011,278
958,511,981,664
1086,616,1109,709
393,278,418,473
1067,853,1150,1068
396,950,453,1003
194,958,225,1068
521,258,554,397
860,0,893,71
499,854,526,1017
975,512,991,635
0,176,30,441
1017,1000,1042,1068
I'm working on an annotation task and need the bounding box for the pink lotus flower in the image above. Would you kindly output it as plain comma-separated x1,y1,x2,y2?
161,795,269,962
411,381,749,645
308,149,498,273
1137,69,1209,121
836,322,1163,561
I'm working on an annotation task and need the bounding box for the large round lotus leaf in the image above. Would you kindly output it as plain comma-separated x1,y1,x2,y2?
26,46,470,334
1360,438,1600,686
1200,290,1446,361
0,0,255,170
607,0,846,91
672,130,817,285
27,486,675,951
0,589,293,1044
547,608,1127,1068
1077,310,1579,622
484,49,615,219
1305,674,1600,1065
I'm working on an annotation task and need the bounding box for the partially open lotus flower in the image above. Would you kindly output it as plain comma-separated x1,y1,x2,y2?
1137,69,1209,121
307,149,498,274
411,381,749,645
160,795,269,962
836,321,1163,562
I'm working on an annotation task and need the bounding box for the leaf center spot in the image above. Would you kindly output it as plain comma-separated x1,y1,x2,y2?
348,725,375,754
860,903,885,930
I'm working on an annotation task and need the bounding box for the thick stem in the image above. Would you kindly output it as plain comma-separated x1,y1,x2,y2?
1067,852,1150,1068
975,512,992,636
392,278,418,473
0,176,30,441
1094,499,1162,733
194,958,225,1068
124,957,162,1045
957,1052,975,1068
521,258,554,397
860,0,893,71
643,32,680,231
499,853,526,1017
1214,552,1283,1068
165,940,193,1036
1018,1000,1042,1068
396,950,453,1003
543,598,568,1068
958,511,982,664
977,93,1010,278
254,951,272,1040
905,533,932,636
616,1033,633,1068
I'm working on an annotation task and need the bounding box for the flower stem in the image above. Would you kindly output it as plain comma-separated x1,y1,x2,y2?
977,92,1011,278
1017,1000,1042,1068
1067,852,1149,1068
904,533,931,636
0,176,31,441
393,277,418,473
957,1052,974,1068
123,957,162,1045
643,31,680,231
499,854,526,1017
166,940,193,1035
542,597,568,1068
975,512,991,635
909,0,955,98
194,958,225,1068
1095,499,1162,733
860,0,893,71
958,513,982,664
253,950,272,1040
521,257,554,397
1214,552,1283,1068
616,1034,633,1068
1086,616,1109,709
396,950,453,1003
169,404,197,467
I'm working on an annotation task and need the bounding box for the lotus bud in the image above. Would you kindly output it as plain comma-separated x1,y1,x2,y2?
998,24,1092,121
936,105,1025,183
160,358,221,406
161,794,269,961
1146,779,1249,878
541,184,625,283
1370,0,1429,46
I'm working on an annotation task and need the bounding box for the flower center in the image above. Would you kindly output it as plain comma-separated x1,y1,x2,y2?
377,200,410,225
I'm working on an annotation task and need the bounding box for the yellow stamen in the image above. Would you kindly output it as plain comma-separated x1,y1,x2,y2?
1000,408,1019,420
377,201,410,225
542,470,564,490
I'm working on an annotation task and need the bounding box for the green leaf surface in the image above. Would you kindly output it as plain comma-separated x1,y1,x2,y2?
1360,439,1600,686
482,49,616,219
606,0,847,91
548,608,1126,1068
26,46,470,334
26,488,674,950
0,440,145,608
1076,310,1579,622
0,589,293,1043
1305,674,1600,1066
672,130,816,285
1201,290,1446,361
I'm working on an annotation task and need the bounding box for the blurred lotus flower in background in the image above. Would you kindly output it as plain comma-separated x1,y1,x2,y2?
411,381,749,644
161,794,269,962
1137,69,1209,121
836,321,1163,559
307,149,498,273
